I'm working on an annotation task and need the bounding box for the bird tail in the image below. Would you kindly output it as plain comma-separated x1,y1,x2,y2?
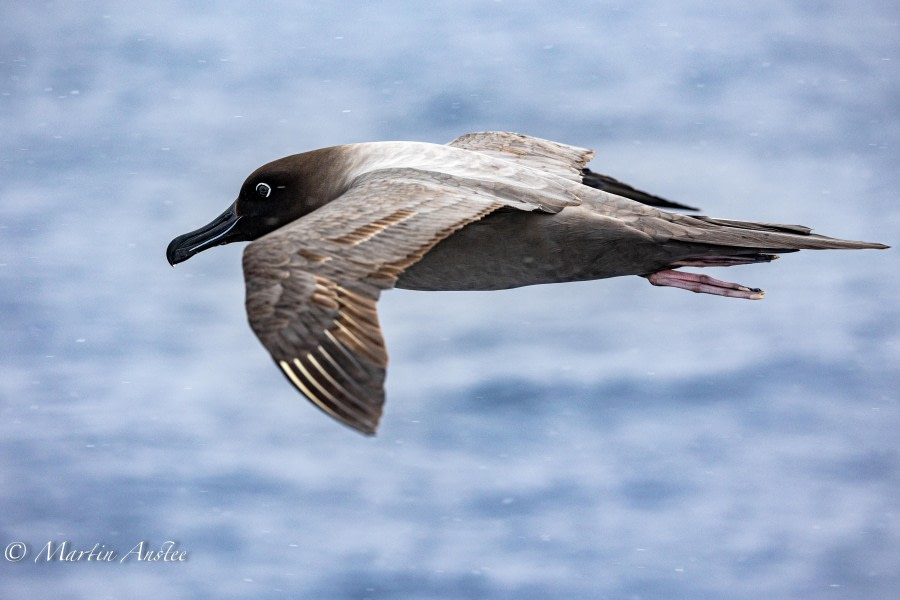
638,213,887,299
675,215,889,252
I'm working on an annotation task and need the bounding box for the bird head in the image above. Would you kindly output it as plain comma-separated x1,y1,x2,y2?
166,154,329,266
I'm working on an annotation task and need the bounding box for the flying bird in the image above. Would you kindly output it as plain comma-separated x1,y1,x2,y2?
166,131,887,435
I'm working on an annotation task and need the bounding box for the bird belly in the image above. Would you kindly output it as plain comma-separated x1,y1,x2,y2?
394,207,673,291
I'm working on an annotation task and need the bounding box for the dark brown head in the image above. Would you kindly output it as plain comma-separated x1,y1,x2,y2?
166,148,345,266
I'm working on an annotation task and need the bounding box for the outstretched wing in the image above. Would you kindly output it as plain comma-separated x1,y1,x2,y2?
450,131,697,211
242,167,561,435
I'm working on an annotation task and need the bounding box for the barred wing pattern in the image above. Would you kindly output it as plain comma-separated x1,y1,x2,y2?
241,168,529,434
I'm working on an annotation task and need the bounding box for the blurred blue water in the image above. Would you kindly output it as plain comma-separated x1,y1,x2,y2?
1,2,898,598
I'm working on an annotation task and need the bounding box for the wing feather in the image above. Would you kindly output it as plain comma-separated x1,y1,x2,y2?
243,168,510,434
449,131,594,182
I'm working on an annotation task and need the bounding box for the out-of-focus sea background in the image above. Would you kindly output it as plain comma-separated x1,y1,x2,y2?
1,1,897,598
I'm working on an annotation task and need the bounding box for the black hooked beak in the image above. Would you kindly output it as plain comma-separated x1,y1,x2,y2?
166,203,244,266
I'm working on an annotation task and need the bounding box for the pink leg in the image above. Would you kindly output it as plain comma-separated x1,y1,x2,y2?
645,269,765,300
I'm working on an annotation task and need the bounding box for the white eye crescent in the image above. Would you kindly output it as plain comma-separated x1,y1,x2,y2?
256,182,272,198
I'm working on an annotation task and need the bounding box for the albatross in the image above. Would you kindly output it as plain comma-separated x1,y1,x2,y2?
166,131,888,435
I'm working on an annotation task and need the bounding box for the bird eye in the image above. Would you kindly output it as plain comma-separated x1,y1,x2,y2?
256,183,272,198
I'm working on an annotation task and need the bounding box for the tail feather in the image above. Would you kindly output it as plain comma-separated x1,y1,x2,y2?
675,214,889,251
671,251,789,268
691,216,812,235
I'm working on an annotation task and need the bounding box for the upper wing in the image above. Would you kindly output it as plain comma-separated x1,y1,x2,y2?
451,131,698,211
581,168,699,211
448,131,594,183
242,167,527,435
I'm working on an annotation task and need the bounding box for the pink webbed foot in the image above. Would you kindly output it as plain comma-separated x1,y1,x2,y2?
645,269,765,300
